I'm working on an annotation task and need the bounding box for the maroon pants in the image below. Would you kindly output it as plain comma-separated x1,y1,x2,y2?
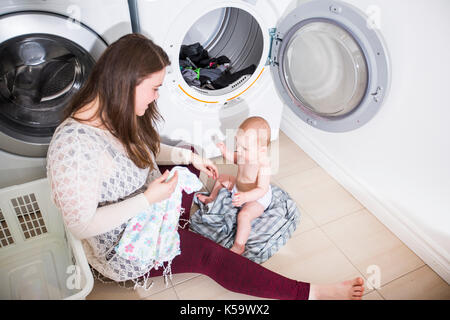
153,159,310,300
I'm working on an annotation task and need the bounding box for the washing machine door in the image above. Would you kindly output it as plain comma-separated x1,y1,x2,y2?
269,0,390,132
0,12,107,157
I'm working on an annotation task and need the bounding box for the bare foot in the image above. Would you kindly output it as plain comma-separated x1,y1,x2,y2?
230,243,245,255
196,194,212,204
308,277,365,300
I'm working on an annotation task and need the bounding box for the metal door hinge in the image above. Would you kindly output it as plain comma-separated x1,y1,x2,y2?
266,28,282,66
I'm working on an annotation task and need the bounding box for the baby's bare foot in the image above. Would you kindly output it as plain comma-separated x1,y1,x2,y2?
308,277,365,300
196,194,212,204
230,243,245,255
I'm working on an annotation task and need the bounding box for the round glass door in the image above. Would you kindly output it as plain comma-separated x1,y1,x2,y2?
283,21,368,117
271,0,390,132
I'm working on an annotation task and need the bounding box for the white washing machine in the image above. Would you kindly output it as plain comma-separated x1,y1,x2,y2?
0,0,132,188
134,0,390,158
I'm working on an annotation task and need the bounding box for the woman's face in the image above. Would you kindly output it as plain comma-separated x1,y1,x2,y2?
135,68,166,116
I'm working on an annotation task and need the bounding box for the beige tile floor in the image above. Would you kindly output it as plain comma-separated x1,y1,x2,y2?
86,131,450,300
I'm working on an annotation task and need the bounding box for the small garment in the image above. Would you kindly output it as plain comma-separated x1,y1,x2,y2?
199,68,223,82
116,166,203,268
179,42,209,67
181,68,201,87
181,65,230,87
211,64,257,89
216,63,230,72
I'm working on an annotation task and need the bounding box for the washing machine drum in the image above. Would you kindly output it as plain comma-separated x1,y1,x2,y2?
0,34,95,153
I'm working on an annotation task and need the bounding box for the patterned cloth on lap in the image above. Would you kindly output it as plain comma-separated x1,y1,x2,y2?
190,184,301,264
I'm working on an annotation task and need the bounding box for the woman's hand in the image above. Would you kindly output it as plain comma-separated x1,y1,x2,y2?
191,152,219,180
143,170,178,204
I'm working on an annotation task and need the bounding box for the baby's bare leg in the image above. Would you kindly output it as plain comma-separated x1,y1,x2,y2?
197,174,235,204
230,201,265,255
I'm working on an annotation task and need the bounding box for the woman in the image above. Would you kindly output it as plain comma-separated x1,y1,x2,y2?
47,33,364,300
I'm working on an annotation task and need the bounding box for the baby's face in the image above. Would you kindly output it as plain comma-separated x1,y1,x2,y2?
235,129,265,165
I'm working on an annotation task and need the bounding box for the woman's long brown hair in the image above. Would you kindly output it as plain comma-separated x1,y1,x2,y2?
64,33,170,170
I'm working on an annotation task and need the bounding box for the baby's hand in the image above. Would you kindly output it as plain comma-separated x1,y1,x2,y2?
232,192,247,207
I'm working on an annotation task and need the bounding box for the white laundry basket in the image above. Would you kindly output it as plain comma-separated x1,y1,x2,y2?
0,178,94,299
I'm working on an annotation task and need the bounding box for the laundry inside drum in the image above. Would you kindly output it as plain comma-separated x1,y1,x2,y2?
179,7,263,96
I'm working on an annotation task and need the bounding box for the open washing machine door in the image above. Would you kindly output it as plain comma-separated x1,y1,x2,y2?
268,0,390,132
0,11,107,158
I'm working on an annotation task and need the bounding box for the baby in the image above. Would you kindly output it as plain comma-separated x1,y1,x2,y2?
197,116,272,255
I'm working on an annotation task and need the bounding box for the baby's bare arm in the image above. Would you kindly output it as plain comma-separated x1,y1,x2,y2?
234,164,271,203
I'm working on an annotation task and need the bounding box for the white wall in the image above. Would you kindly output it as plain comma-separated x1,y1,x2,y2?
281,0,450,282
